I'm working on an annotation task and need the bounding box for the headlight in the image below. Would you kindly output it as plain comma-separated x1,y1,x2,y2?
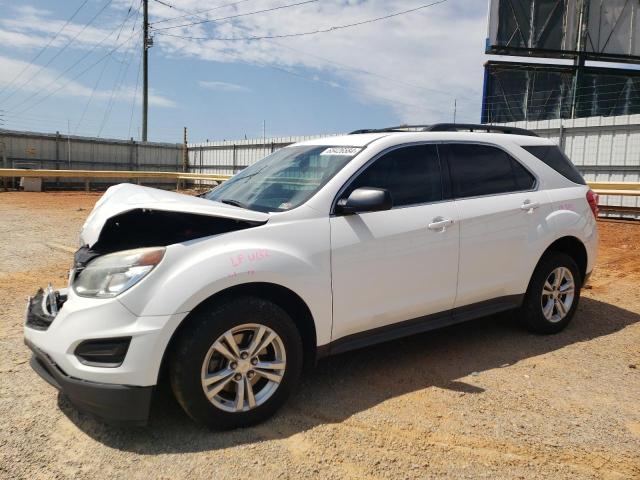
73,247,165,298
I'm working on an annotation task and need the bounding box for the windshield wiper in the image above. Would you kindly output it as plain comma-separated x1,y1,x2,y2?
220,198,249,209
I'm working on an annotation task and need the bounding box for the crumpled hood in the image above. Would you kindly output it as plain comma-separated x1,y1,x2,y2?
80,183,269,247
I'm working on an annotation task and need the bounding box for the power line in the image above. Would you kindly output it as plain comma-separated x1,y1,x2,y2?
151,0,209,22
74,53,111,134
10,30,140,117
97,2,142,136
99,30,142,137
154,0,450,40
151,0,462,100
75,0,140,135
128,50,144,139
7,11,138,115
0,0,90,99
151,0,319,32
150,0,255,25
1,0,114,104
2,110,105,124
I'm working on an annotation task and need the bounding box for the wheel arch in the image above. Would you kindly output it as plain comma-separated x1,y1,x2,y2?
158,282,318,384
540,235,588,282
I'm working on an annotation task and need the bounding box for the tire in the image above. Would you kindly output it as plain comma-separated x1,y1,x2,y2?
169,295,303,429
520,252,582,334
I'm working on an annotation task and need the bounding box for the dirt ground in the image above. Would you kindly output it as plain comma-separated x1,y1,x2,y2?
1,191,639,480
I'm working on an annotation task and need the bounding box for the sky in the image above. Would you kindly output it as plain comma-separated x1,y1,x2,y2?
0,0,493,142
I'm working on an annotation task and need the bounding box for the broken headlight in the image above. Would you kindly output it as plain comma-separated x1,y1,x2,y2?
73,247,165,298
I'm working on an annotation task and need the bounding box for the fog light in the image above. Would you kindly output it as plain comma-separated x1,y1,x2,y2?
74,337,131,367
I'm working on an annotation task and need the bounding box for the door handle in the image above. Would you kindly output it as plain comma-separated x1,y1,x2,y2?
428,217,454,231
520,200,540,212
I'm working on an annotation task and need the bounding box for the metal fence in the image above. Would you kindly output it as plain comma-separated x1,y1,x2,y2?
0,129,183,188
3,114,639,214
187,135,338,177
188,116,640,215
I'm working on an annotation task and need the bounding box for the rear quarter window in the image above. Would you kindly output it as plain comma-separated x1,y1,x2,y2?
444,143,536,198
522,145,586,185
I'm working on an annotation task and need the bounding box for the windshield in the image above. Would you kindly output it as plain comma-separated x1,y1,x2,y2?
204,145,362,212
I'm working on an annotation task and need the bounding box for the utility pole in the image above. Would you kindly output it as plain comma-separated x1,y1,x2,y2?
142,0,149,142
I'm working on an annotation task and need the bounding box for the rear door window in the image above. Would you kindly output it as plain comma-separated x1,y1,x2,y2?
443,144,536,198
522,145,586,185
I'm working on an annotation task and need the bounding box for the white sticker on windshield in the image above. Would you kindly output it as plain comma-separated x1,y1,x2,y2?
320,147,361,156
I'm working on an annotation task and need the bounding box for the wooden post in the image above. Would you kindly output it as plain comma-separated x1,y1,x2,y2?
55,131,60,189
232,144,237,174
1,139,7,191
180,126,188,190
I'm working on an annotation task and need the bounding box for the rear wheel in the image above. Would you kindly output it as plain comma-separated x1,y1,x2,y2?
169,296,303,429
520,252,581,334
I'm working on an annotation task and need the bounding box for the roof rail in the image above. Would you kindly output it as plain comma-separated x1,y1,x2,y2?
349,123,538,137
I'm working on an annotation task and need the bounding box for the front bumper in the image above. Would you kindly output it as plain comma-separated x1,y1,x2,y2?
24,285,188,425
24,286,187,385
26,338,153,425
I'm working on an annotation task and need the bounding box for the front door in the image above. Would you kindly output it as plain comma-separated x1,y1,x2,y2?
330,144,459,341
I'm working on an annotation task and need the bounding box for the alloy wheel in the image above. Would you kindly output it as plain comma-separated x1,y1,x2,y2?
200,323,286,413
541,267,575,323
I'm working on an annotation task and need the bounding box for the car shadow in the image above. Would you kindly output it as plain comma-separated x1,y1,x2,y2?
58,297,639,453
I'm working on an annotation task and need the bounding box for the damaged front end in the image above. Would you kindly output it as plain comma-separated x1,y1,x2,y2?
29,183,270,322
24,184,270,424
25,285,67,331
74,183,270,269
74,208,265,270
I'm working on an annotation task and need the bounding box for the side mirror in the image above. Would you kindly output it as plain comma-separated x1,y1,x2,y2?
336,187,393,215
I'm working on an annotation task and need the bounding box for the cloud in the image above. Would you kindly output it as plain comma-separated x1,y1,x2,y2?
0,55,175,109
198,80,251,92
152,0,488,123
0,3,139,55
0,1,489,126
0,2,180,114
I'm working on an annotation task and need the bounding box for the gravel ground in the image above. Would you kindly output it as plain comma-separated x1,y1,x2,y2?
1,191,639,480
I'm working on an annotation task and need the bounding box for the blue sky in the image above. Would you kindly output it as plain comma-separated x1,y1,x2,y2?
0,1,492,142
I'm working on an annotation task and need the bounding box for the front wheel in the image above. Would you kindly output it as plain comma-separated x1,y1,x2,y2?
520,252,582,334
169,296,303,429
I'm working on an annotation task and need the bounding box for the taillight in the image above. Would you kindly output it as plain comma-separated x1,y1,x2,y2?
586,189,599,218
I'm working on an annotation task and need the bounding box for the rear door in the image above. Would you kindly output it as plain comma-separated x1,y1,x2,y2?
440,143,550,309
330,144,459,341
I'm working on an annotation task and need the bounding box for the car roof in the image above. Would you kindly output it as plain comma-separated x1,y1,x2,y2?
293,131,555,148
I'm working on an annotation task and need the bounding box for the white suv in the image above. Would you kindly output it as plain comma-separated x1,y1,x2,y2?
24,124,599,428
